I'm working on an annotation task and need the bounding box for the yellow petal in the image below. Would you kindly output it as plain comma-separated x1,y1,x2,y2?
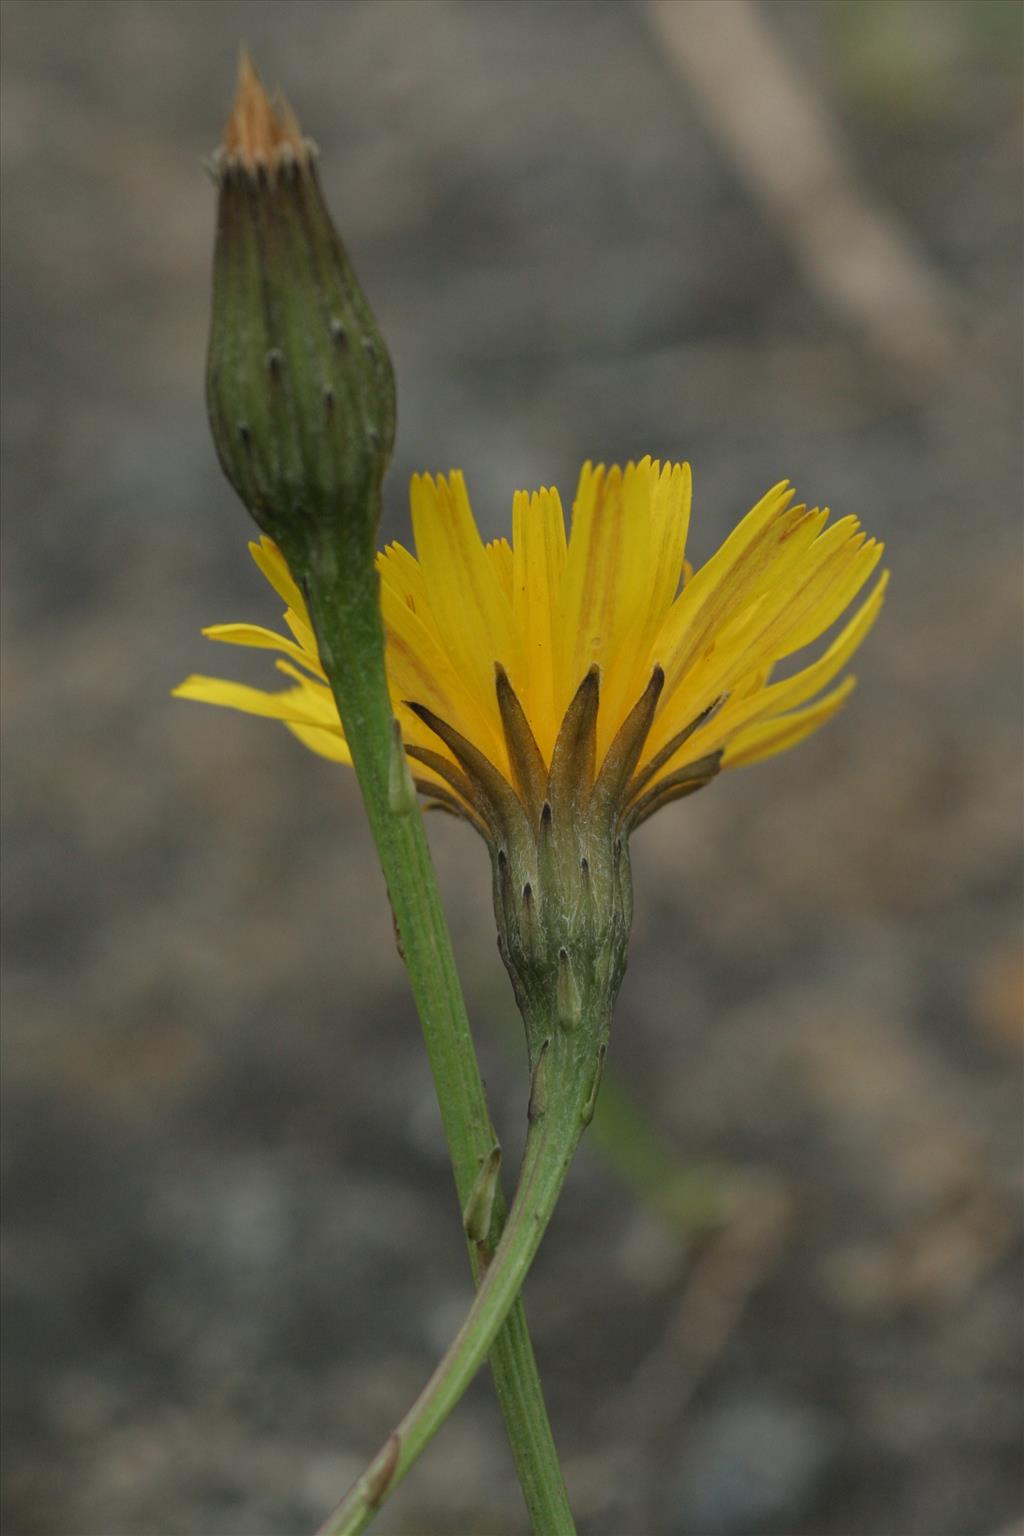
282,607,321,659
555,459,660,758
776,538,884,657
487,537,514,604
654,480,798,700
376,540,435,619
248,537,311,625
658,570,887,778
647,460,692,619
511,486,567,759
645,488,807,761
285,721,352,763
379,559,511,772
202,621,326,679
660,508,846,714
172,674,336,728
747,570,888,720
723,676,857,769
409,472,521,751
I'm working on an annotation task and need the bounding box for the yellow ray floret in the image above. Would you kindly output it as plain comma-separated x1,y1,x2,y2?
174,460,887,827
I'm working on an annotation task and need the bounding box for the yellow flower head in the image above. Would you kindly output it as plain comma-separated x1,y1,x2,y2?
176,457,886,842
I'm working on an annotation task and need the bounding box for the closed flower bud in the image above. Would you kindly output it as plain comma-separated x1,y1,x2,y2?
206,52,395,568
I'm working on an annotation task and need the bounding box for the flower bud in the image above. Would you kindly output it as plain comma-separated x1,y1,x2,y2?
206,53,395,568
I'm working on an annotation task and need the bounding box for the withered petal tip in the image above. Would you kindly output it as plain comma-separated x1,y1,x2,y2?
220,46,311,174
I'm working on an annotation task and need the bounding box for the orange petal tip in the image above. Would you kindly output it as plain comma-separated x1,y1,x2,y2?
221,47,310,171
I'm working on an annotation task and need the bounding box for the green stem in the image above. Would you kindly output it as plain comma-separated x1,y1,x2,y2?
302,547,575,1536
315,1032,597,1536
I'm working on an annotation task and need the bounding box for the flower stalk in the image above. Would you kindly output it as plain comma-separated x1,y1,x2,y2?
203,55,575,1536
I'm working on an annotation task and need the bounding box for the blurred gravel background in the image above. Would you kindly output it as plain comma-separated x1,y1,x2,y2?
2,3,1021,1534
